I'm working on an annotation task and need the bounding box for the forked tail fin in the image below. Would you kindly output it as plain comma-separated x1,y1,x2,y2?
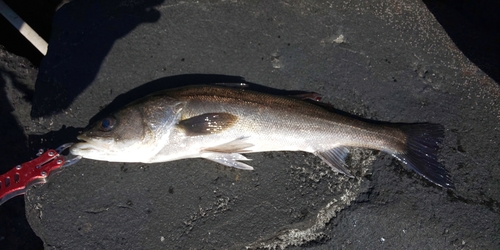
392,123,454,189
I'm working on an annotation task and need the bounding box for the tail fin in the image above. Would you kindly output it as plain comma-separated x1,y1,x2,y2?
392,123,454,189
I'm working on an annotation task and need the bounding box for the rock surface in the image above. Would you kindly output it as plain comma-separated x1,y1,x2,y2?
21,0,500,249
0,45,42,249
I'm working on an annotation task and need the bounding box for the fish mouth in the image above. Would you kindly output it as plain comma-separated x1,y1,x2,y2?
70,141,98,154
75,134,111,145
70,135,109,155
76,134,90,142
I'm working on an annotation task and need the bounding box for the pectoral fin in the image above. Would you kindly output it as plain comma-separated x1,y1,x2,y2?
178,113,238,136
202,136,254,153
201,152,254,170
315,147,353,177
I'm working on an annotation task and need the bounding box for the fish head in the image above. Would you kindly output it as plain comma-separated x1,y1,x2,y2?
70,95,183,162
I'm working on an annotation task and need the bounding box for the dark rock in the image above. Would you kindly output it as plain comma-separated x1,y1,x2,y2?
0,45,42,250
23,0,500,249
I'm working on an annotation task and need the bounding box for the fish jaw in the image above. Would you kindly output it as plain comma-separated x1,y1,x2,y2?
70,142,111,162
70,133,158,163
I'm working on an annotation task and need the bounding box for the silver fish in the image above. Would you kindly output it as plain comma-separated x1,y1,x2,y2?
70,85,453,188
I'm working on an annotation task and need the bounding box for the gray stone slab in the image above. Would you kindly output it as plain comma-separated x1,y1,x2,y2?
27,0,499,249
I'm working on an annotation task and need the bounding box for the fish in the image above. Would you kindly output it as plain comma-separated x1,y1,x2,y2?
70,85,453,188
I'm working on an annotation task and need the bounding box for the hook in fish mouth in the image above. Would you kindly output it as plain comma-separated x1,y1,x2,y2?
55,143,83,167
56,143,74,153
62,155,82,168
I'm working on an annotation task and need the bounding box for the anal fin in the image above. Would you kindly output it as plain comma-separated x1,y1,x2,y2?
315,147,353,177
201,152,254,170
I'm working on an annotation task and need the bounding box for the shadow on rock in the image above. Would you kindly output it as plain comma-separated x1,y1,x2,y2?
0,66,42,249
86,73,401,127
423,0,500,84
28,126,82,153
31,0,165,118
85,74,327,126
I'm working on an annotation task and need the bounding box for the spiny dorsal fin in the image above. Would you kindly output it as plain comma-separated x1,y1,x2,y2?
178,113,238,136
315,147,354,177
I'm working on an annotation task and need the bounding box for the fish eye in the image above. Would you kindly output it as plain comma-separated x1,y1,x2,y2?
99,116,116,131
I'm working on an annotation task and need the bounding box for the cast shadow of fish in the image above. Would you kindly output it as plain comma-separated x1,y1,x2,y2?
86,74,329,126
86,73,427,130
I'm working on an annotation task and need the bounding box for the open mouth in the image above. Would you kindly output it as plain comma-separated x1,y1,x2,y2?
76,134,89,142
71,135,116,153
70,136,103,154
